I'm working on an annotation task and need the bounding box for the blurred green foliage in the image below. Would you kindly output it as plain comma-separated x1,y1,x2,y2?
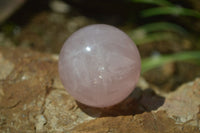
131,0,173,6
142,51,200,73
130,0,200,72
128,22,187,45
141,6,200,18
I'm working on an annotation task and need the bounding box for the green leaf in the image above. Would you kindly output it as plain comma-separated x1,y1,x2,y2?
141,6,200,18
132,22,187,34
130,0,173,6
142,51,200,73
128,22,187,45
131,32,178,45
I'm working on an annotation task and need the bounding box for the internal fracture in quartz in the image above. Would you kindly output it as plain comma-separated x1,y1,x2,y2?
59,24,141,107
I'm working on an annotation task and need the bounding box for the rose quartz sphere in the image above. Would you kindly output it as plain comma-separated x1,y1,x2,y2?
59,24,141,108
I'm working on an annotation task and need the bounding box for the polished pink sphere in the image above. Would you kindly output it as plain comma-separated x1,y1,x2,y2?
59,24,141,107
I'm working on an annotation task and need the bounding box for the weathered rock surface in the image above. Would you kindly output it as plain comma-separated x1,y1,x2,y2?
0,46,199,133
72,79,200,133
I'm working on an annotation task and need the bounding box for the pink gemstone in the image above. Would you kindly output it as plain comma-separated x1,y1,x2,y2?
59,24,141,108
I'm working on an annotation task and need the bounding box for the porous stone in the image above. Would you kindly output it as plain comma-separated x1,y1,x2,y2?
0,53,14,80
72,79,200,133
0,46,200,133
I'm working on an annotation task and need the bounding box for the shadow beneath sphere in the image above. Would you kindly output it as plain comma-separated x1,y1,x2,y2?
76,87,165,117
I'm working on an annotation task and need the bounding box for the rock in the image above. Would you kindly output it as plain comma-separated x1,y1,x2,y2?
0,46,94,132
72,111,200,133
15,11,95,53
0,46,200,133
159,78,200,124
0,52,14,80
0,0,25,24
72,79,200,133
49,0,71,14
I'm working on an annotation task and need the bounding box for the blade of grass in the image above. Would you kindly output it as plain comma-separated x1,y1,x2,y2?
130,32,179,45
129,22,187,45
131,22,187,35
142,51,200,73
130,0,173,6
141,6,200,18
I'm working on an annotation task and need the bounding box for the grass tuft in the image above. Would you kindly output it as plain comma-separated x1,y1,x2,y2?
142,51,200,73
130,0,173,6
141,6,200,18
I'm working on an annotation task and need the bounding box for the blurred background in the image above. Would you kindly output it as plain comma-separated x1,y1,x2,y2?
0,0,200,92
